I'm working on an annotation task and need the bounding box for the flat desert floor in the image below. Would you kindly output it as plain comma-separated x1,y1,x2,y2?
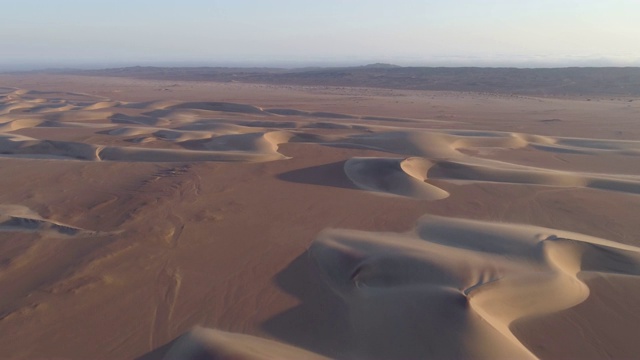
1,74,640,359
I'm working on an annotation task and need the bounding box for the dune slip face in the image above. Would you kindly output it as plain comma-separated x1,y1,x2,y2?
1,79,640,360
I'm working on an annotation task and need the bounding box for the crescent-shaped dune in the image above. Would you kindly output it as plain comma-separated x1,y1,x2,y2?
344,157,449,200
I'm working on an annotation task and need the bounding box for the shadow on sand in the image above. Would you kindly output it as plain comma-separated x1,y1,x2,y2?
136,253,352,360
276,161,357,191
262,252,353,359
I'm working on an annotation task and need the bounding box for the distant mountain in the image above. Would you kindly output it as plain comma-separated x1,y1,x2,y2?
42,65,640,96
360,63,402,69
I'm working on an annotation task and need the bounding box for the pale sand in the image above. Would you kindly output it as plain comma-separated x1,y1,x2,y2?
0,75,639,359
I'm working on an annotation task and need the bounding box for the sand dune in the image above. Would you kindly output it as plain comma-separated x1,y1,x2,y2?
429,159,640,194
4,85,636,168
82,101,121,110
0,118,48,132
98,146,285,162
160,327,328,360
172,121,251,133
0,134,100,160
310,215,640,359
265,108,429,123
0,90,301,162
0,205,95,236
265,108,356,119
144,214,640,359
340,130,640,160
109,113,170,126
344,157,449,200
101,127,213,142
340,130,640,199
191,130,293,154
0,133,288,162
169,101,266,114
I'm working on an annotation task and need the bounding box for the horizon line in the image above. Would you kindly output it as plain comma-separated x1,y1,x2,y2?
4,63,640,73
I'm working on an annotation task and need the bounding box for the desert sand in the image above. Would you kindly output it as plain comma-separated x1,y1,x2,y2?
0,74,639,359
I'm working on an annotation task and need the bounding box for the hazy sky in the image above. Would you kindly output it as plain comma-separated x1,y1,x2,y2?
2,0,640,69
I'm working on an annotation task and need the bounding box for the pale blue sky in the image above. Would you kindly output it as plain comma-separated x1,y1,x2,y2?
1,0,639,69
